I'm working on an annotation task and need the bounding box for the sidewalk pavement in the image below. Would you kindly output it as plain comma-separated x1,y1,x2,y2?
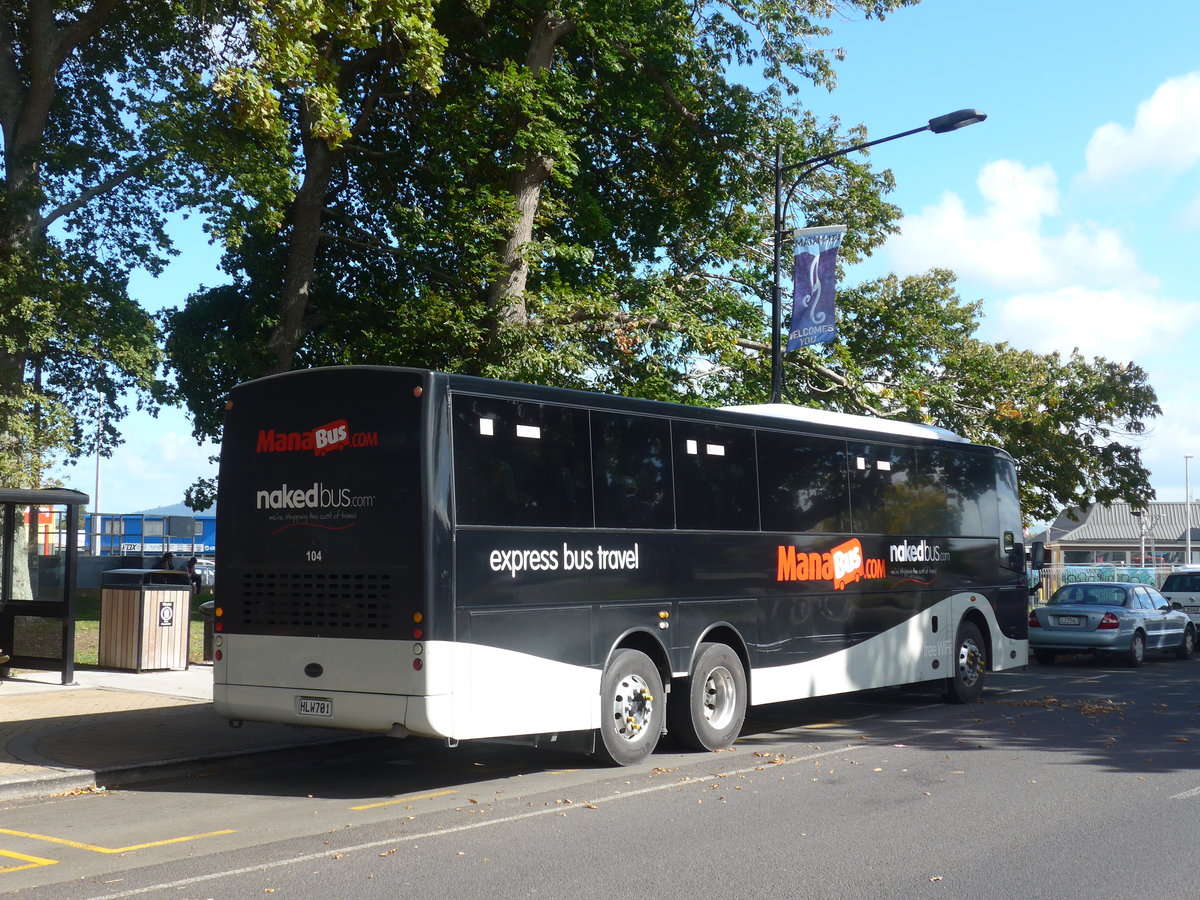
0,664,361,802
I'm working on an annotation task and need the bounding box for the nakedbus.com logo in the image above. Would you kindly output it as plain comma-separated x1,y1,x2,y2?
888,539,949,563
254,482,376,510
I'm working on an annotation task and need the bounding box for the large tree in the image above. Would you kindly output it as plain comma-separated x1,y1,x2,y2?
168,0,911,410
0,0,278,489
164,0,1160,520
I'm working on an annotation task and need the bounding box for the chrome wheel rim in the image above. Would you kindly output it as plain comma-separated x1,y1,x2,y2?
702,666,737,731
610,672,654,744
957,636,985,688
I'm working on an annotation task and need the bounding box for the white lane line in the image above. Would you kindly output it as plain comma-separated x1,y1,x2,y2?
80,744,865,900
1171,785,1200,800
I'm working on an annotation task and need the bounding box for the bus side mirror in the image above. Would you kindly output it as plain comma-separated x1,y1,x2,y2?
1029,541,1046,570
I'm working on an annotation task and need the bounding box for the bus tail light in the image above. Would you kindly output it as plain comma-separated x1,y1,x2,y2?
1098,612,1120,629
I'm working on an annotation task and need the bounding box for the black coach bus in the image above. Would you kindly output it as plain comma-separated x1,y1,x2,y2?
212,366,1036,765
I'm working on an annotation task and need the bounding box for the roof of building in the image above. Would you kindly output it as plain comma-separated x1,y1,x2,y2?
1038,501,1200,545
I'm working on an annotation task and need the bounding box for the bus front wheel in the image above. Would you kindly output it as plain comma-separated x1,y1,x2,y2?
596,649,664,766
669,642,747,752
945,620,986,704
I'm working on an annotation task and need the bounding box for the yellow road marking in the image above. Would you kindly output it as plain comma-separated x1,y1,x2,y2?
351,789,458,811
801,722,846,729
0,849,58,874
0,828,235,854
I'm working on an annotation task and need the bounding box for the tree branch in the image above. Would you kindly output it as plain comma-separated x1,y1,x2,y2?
33,153,164,236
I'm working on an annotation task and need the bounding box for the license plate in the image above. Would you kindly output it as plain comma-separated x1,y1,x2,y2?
296,696,333,717
1056,615,1082,626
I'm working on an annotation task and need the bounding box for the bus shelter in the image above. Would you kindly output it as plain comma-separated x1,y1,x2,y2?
0,487,89,684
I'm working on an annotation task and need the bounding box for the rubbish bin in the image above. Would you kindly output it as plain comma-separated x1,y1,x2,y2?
99,569,192,672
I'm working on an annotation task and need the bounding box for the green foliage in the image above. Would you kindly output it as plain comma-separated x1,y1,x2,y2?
214,0,447,146
158,0,1159,522
0,0,266,487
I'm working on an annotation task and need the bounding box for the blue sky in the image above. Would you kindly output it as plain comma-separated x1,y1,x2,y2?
51,0,1200,513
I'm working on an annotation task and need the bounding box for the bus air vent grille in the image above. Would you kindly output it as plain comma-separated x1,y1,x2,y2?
237,571,396,634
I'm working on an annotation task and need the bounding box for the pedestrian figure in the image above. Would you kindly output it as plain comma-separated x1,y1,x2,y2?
186,556,202,592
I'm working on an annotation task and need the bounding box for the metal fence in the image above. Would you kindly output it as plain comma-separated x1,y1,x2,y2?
1032,564,1174,605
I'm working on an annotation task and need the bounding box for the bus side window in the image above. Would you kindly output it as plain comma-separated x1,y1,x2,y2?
452,395,593,528
757,430,849,534
849,443,917,534
926,448,996,537
672,422,758,531
591,412,673,530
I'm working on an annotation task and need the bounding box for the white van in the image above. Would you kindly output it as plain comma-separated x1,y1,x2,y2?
1159,566,1200,628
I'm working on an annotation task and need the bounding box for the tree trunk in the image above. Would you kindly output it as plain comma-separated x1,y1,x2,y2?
262,98,338,376
265,112,338,375
484,11,576,326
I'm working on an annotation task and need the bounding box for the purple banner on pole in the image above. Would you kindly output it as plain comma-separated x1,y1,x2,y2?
787,225,847,353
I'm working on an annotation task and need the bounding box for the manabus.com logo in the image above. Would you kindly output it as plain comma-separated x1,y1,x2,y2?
256,419,379,457
776,538,887,591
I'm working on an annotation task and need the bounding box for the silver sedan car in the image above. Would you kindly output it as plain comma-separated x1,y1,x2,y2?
1029,581,1195,667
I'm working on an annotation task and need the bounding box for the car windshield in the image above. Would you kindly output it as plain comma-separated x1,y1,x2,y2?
1048,585,1128,607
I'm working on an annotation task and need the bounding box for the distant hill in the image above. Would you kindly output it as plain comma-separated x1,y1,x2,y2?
133,503,216,516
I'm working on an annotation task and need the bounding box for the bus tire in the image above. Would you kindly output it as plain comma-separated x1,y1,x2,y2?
669,642,747,752
945,620,986,704
596,649,664,766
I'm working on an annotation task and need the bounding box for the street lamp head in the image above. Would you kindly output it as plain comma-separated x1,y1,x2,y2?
927,109,987,134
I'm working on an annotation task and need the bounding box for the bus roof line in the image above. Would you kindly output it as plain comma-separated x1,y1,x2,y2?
723,403,970,444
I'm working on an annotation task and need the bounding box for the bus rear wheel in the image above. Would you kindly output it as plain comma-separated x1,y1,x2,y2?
945,620,986,704
669,642,747,752
596,649,664,766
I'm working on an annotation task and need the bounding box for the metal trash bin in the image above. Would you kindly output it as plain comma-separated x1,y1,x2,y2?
99,569,192,672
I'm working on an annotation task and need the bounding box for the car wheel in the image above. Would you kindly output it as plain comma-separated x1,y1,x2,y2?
1127,631,1146,668
1176,625,1195,660
1033,649,1056,666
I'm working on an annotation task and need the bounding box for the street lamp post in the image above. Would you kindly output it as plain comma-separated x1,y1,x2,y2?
770,109,987,404
1186,455,1194,564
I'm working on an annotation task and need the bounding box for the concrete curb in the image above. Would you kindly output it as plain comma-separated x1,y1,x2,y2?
0,733,370,803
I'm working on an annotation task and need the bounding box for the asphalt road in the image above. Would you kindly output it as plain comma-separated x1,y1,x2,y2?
5,654,1200,899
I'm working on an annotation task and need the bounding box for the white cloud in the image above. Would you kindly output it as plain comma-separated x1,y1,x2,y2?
48,406,217,513
885,159,1155,295
1083,72,1200,181
989,285,1200,360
